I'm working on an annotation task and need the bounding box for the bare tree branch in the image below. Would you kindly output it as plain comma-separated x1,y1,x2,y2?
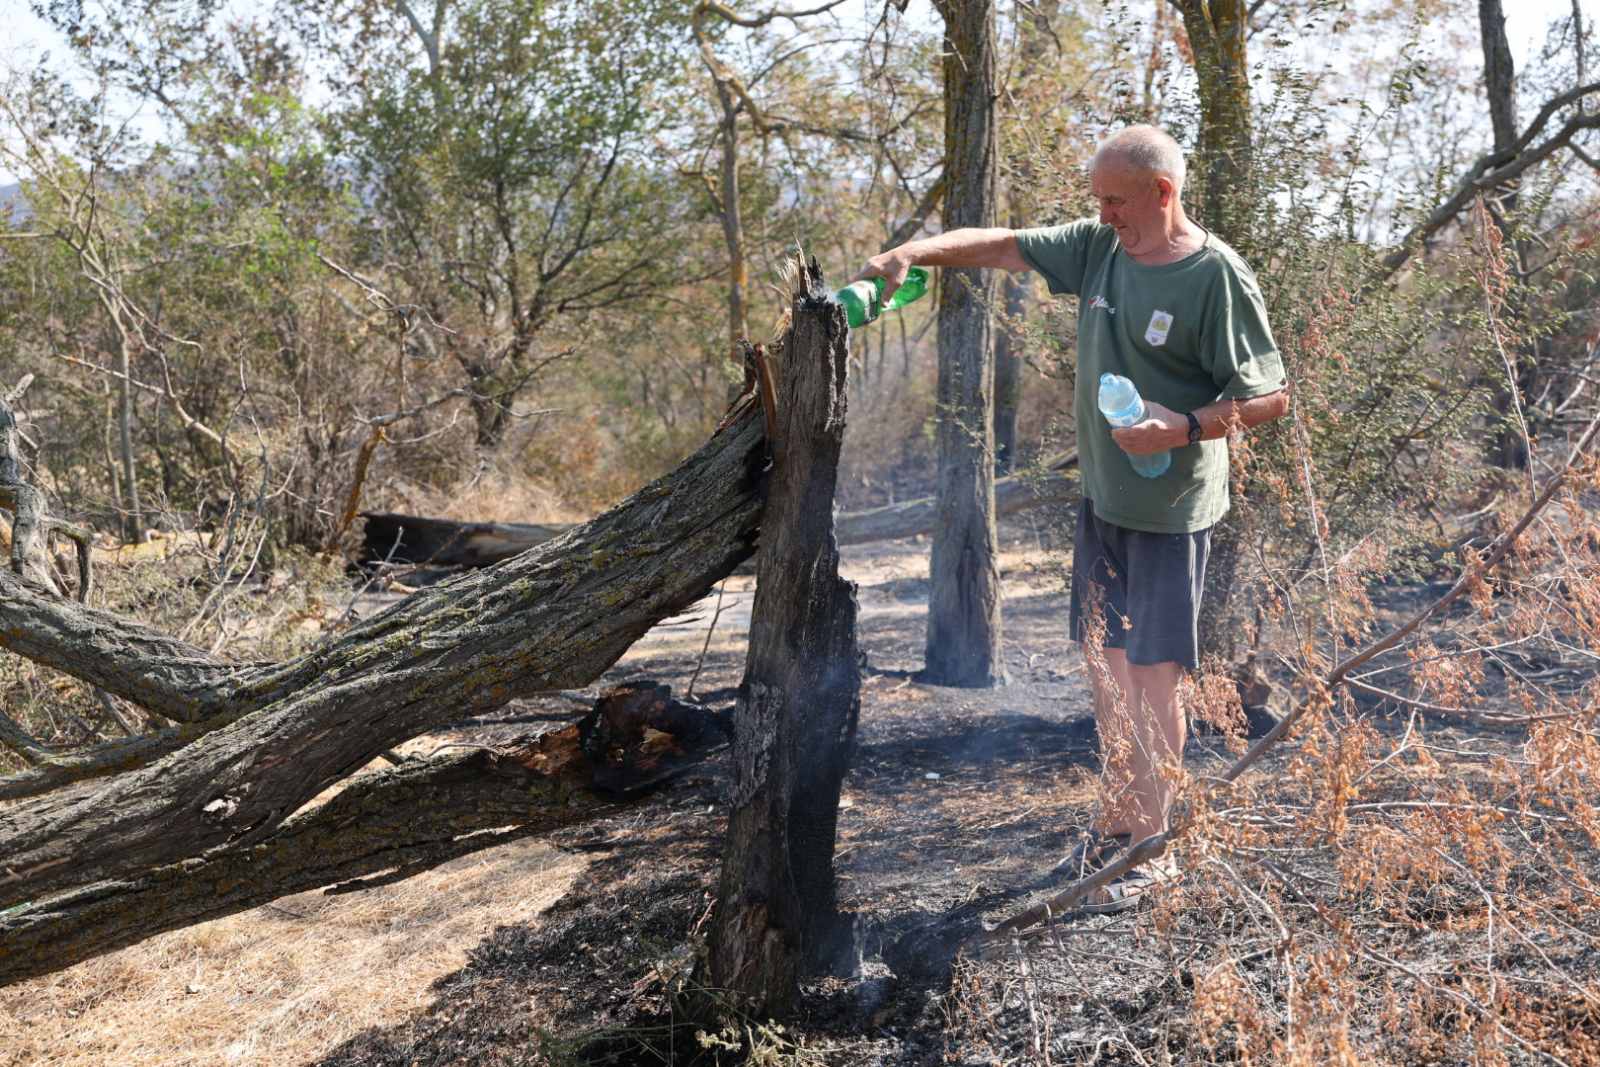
1380,83,1600,278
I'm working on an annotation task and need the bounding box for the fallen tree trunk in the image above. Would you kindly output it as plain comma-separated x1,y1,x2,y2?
0,684,728,987
0,394,768,910
358,453,1076,566
359,512,572,569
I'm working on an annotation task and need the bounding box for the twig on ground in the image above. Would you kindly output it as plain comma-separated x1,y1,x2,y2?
686,581,732,699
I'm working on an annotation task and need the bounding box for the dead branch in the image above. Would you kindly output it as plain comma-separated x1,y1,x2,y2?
1379,82,1600,279
0,685,729,987
51,352,226,449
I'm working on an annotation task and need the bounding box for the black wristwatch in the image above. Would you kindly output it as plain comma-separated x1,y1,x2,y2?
1185,412,1203,445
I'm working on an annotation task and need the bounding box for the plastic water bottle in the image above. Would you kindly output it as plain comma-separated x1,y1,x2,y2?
1097,372,1171,478
835,267,930,328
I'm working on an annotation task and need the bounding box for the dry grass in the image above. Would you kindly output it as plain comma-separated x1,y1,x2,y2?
0,843,588,1067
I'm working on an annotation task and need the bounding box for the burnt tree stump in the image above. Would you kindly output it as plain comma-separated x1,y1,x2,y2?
705,259,861,1017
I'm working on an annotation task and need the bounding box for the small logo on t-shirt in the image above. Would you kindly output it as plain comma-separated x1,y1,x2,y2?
1145,310,1174,346
1089,294,1116,315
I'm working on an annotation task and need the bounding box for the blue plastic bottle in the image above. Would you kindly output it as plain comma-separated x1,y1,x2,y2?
1097,373,1171,479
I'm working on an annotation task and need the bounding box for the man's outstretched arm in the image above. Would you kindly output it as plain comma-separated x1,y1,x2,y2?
852,228,1030,300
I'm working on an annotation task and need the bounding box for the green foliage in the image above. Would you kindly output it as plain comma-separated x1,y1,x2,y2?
4,0,1595,559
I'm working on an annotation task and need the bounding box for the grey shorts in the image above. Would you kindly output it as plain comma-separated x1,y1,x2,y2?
1069,498,1212,669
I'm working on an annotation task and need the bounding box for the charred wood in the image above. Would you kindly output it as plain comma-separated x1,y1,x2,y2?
705,258,861,1017
359,512,571,569
358,453,1077,568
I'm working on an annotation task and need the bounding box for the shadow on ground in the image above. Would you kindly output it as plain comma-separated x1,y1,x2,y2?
304,663,1110,1067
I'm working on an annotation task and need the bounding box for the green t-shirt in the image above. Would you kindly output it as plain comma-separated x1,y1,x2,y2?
1015,219,1286,534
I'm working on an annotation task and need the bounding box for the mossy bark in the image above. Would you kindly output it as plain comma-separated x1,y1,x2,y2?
1175,0,1254,662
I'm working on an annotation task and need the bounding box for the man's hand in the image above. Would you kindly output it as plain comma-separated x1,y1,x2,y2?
1111,400,1188,454
850,251,912,301
848,229,1029,295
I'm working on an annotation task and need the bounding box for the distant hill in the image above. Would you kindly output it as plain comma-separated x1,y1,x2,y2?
1,182,27,219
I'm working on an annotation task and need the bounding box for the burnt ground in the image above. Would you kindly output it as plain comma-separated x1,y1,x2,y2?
307,520,1600,1067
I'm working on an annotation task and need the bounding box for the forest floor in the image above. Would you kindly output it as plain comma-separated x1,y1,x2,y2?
4,516,1595,1066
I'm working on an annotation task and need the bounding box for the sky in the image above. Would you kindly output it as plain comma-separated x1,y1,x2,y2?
0,0,1590,185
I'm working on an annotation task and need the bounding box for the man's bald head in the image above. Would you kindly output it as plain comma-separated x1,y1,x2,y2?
1091,125,1187,195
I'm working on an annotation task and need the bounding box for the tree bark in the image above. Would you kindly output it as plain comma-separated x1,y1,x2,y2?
706,259,860,1017
993,0,1059,474
1175,0,1253,245
993,268,1025,474
713,77,752,360
0,406,770,910
114,325,144,545
1478,0,1532,470
925,0,1005,688
1175,0,1253,663
0,684,729,987
1480,0,1520,157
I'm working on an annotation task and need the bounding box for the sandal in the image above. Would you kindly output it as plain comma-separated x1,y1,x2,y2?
1053,828,1131,882
1080,859,1179,915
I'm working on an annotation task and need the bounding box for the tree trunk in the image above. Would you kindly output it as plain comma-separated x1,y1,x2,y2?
1176,0,1252,663
0,685,728,987
715,80,751,361
993,0,1058,475
706,259,860,1017
114,328,144,544
1175,0,1253,246
925,0,1005,688
1479,0,1532,470
0,403,770,910
1480,0,1520,156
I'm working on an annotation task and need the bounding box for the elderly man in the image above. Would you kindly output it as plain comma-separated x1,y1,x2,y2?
853,125,1288,912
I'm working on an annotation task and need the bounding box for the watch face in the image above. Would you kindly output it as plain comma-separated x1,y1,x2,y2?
1187,414,1202,444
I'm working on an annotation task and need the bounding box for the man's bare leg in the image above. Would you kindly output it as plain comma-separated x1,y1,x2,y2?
1090,648,1187,844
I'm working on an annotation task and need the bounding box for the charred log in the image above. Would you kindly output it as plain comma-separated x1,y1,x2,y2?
360,512,571,569
705,259,861,1017
358,452,1078,568
0,684,728,987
